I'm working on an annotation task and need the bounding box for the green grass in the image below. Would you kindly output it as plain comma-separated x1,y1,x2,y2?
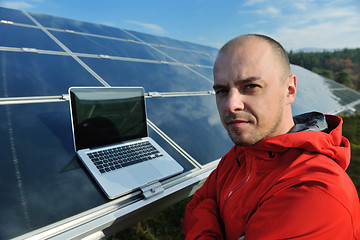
110,114,360,240
342,114,360,193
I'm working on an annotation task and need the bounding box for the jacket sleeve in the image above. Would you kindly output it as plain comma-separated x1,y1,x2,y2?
245,182,357,240
182,167,224,240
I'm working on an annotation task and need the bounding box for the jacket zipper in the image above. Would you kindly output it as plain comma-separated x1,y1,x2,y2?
221,155,253,215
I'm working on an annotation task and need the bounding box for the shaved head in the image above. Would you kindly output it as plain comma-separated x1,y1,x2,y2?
218,34,291,81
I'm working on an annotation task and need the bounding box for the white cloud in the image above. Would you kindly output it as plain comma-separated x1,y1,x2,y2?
197,36,207,41
243,0,266,6
294,2,307,11
296,2,358,25
125,20,166,35
1,1,34,9
238,5,281,18
256,6,281,17
307,7,357,23
273,19,360,51
255,1,360,50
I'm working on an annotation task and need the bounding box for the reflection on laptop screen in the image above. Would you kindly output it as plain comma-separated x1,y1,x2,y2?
70,88,147,150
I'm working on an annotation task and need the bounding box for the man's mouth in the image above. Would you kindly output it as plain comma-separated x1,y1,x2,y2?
224,112,255,128
226,119,250,128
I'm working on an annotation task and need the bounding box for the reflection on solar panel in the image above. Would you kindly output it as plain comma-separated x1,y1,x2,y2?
1,6,360,239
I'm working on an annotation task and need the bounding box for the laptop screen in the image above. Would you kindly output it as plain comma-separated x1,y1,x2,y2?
70,87,148,151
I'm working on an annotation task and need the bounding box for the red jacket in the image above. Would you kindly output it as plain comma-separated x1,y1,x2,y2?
183,114,360,239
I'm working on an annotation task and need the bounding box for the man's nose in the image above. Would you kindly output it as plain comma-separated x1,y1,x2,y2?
225,89,244,112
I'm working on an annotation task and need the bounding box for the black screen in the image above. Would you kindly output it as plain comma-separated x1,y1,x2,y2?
70,87,147,150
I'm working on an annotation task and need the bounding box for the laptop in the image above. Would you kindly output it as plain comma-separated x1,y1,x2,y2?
69,86,184,199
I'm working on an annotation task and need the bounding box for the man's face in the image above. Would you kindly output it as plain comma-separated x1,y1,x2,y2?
213,41,292,146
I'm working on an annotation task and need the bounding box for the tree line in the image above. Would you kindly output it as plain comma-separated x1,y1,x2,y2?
288,48,360,91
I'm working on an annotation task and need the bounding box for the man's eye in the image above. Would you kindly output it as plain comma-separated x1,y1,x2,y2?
215,89,228,95
246,84,259,89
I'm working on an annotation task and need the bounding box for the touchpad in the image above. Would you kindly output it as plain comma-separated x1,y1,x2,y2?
127,163,161,185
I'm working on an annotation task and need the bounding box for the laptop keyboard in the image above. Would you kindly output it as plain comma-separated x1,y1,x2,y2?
87,141,163,174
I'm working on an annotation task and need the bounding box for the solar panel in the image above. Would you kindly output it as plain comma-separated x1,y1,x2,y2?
0,6,359,239
0,24,63,50
291,64,360,115
0,52,102,97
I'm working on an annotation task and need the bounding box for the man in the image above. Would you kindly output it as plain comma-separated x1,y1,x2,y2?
182,34,360,239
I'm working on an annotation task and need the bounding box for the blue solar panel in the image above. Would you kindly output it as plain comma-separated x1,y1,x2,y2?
291,64,360,115
30,12,137,40
0,24,63,50
50,30,175,61
151,47,216,66
80,57,213,91
0,7,35,25
128,30,200,50
146,95,233,165
0,52,102,97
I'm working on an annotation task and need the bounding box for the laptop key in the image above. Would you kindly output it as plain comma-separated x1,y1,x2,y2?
89,141,164,174
121,159,143,167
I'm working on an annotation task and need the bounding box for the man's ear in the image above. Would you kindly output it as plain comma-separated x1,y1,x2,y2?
285,74,297,105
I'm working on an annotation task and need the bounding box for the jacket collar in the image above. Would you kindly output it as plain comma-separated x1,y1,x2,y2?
290,111,328,133
233,112,350,170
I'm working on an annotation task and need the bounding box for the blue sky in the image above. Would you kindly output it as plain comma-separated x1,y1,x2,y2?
1,0,359,51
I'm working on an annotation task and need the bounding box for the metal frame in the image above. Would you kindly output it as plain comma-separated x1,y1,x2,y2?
13,161,219,240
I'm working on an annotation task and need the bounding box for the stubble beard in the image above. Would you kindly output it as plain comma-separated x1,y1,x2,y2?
225,107,284,146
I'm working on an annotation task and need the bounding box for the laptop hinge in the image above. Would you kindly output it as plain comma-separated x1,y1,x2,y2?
140,180,164,199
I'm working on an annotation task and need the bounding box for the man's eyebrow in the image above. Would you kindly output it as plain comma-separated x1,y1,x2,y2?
213,76,262,90
212,84,226,90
